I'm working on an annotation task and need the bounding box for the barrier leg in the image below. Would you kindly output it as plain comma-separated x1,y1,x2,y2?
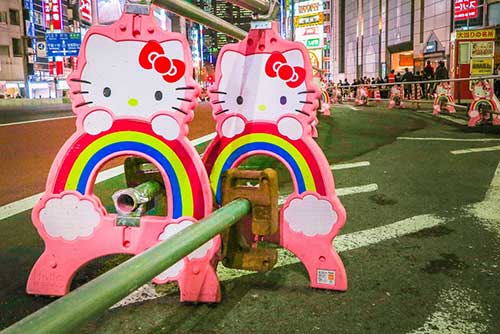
468,109,482,127
281,228,347,291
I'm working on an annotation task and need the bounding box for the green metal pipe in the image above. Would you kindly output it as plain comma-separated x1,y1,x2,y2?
153,0,248,40
2,199,251,334
112,180,161,214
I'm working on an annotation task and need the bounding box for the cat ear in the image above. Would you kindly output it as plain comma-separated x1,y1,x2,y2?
85,34,115,56
281,50,305,68
159,40,185,61
220,51,244,76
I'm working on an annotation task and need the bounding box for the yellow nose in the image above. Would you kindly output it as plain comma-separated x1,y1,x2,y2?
258,104,267,111
128,98,138,107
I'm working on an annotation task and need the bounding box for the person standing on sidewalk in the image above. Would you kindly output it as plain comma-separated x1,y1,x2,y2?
423,61,434,98
434,61,449,93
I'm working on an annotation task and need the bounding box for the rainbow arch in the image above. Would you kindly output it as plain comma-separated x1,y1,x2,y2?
471,99,497,112
204,124,331,204
51,120,206,219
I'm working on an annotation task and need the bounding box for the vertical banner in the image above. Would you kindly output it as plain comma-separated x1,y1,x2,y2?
48,61,54,76
44,0,63,31
79,0,92,24
56,60,63,75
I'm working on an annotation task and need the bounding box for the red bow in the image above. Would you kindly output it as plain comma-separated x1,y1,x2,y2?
138,41,185,83
265,52,306,88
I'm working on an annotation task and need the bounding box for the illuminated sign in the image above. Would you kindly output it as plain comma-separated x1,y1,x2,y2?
80,0,92,23
306,38,321,48
455,29,495,40
97,0,125,24
470,58,493,75
295,13,324,27
46,32,82,57
454,0,478,21
295,0,323,15
44,0,63,31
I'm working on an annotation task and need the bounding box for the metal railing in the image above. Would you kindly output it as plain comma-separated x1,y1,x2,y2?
1,199,251,334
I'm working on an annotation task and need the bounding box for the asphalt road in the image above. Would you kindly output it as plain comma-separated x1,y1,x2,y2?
1,103,499,333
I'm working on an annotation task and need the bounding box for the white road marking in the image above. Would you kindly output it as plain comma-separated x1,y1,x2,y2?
336,183,378,197
277,183,378,205
398,137,500,142
0,193,43,220
191,132,216,146
0,134,216,220
116,214,445,307
0,115,76,127
330,161,370,170
346,105,359,111
407,287,490,334
434,114,468,125
468,161,500,236
450,145,500,155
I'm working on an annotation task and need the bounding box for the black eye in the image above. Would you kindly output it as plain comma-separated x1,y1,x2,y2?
154,90,163,101
236,96,243,105
280,96,287,105
103,87,111,97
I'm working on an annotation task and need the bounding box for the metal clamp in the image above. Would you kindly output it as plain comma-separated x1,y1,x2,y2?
125,0,152,15
220,168,279,272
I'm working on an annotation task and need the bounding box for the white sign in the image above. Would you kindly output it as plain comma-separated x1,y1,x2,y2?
294,0,323,16
36,41,47,57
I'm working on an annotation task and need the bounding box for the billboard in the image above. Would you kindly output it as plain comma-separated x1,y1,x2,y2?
80,0,92,23
43,0,63,31
454,0,478,21
97,0,125,24
293,0,324,50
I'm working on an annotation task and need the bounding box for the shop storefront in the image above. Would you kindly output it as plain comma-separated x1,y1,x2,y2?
450,28,496,100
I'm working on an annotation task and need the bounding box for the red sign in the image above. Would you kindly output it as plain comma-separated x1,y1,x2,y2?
79,0,92,23
454,0,478,21
44,0,63,31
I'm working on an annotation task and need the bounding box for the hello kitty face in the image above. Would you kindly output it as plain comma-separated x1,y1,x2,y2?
473,81,491,99
436,84,448,95
211,50,316,140
69,34,197,139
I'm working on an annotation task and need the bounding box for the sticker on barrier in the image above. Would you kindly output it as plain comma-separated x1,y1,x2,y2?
203,22,347,291
468,80,500,127
26,11,221,303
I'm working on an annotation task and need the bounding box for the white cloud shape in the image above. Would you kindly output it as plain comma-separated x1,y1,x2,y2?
278,117,303,140
155,220,214,280
221,116,245,138
152,115,180,141
39,194,101,241
84,110,113,135
283,194,337,237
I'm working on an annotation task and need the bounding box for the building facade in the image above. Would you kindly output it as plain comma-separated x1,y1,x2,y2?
0,0,26,97
330,0,499,81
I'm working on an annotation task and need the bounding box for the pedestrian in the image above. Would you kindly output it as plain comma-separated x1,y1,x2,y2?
423,60,434,98
402,68,414,99
414,71,424,98
388,70,396,84
434,60,449,93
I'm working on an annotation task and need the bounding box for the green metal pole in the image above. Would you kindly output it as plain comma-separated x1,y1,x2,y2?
2,199,251,334
153,0,248,40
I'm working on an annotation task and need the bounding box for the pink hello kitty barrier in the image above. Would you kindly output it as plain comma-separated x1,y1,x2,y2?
203,22,347,291
468,80,500,127
433,82,456,115
26,11,222,303
388,85,405,109
355,85,368,106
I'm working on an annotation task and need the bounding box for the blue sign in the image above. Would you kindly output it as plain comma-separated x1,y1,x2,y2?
46,32,82,57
